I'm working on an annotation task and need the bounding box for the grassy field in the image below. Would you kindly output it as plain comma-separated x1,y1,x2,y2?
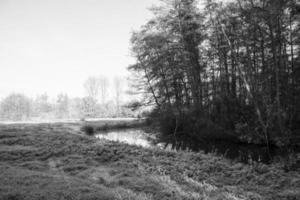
0,123,299,200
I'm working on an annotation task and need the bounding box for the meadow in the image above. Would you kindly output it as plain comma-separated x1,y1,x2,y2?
0,122,299,200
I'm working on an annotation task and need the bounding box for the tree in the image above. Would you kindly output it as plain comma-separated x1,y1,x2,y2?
68,97,84,119
34,93,52,116
129,0,300,149
99,76,109,104
84,76,101,102
83,76,102,117
55,94,69,118
114,76,125,114
0,93,32,121
81,96,97,118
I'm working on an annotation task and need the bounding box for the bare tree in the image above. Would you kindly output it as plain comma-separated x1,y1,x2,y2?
84,76,101,102
0,93,32,121
99,75,109,104
83,76,102,118
114,76,125,114
56,94,69,118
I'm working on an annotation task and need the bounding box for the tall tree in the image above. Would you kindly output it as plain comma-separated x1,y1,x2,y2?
99,76,109,105
84,76,101,102
114,76,125,114
129,0,300,148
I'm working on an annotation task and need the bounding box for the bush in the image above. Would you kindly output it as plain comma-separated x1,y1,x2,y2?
81,125,95,136
153,107,238,151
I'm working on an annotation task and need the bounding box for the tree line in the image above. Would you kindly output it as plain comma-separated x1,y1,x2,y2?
129,0,300,148
0,76,136,121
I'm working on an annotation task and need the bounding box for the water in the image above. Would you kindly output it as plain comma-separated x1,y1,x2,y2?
95,128,295,164
95,129,152,148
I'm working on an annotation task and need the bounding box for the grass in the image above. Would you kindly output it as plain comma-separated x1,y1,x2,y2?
0,123,299,200
82,118,146,132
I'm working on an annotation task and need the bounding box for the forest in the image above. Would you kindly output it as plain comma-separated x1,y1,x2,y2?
129,0,300,153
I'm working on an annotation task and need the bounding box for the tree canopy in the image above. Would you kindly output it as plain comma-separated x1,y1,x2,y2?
129,0,300,148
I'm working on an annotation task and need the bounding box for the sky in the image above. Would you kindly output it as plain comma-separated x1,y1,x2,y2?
0,0,159,99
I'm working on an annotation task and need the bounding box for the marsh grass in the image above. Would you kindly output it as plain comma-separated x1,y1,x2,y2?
82,119,145,132
0,124,299,200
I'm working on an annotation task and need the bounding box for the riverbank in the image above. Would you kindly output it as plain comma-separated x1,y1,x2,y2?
82,118,146,132
0,123,299,200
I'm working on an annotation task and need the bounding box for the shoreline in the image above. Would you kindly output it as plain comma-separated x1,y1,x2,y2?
0,123,299,199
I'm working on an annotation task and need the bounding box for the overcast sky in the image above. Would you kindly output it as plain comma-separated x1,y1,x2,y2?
0,0,159,99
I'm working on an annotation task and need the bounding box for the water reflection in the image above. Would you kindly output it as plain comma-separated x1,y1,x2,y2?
95,129,152,148
95,128,293,164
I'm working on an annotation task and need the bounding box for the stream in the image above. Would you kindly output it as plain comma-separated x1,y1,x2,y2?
95,128,295,164
95,128,153,148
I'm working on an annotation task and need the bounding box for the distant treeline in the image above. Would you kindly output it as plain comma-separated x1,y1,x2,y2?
0,93,137,121
0,76,140,121
129,0,300,148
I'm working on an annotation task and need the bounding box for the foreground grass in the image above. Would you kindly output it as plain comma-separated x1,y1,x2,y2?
0,123,299,200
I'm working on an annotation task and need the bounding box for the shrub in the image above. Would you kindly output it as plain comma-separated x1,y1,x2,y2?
153,107,238,151
81,125,95,136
